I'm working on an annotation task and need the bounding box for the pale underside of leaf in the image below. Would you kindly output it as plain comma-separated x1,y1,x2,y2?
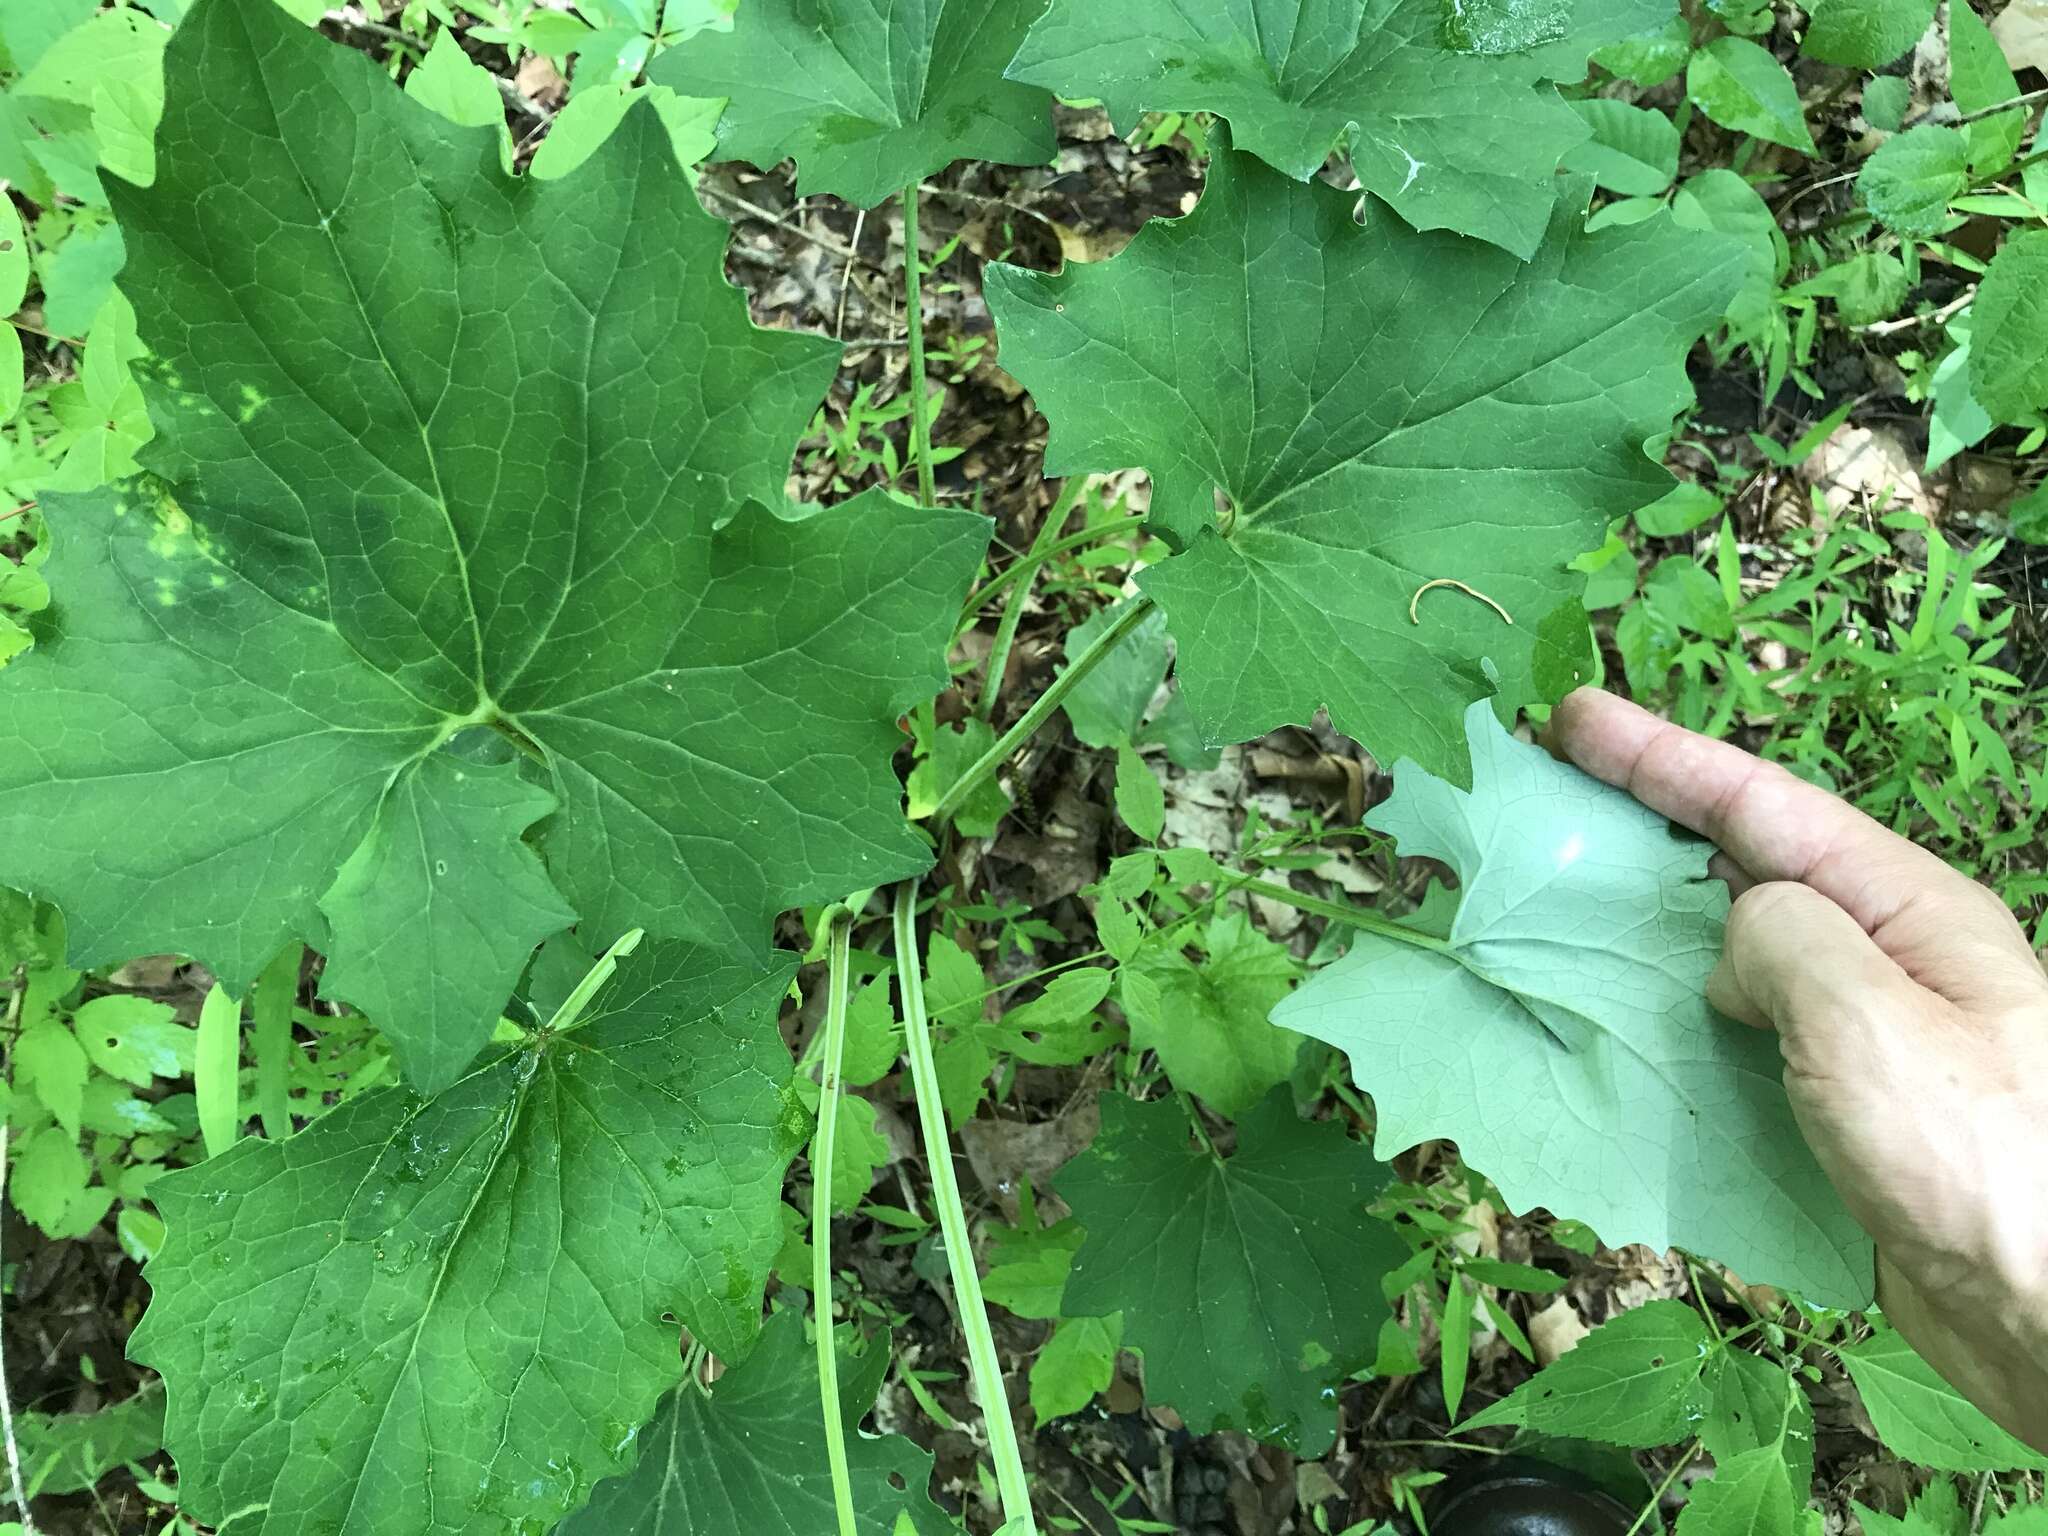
1274,702,1873,1306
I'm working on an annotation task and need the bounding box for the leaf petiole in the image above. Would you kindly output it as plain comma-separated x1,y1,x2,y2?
1228,875,1451,952
541,928,645,1036
252,942,303,1141
1622,1441,1699,1536
975,476,1090,722
892,883,1038,1534
931,594,1158,827
957,509,1143,620
902,182,938,507
811,905,860,1536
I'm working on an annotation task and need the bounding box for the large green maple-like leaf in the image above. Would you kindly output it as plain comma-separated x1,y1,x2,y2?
649,0,1056,207
1273,701,1873,1306
0,0,987,1092
1526,0,1680,77
1006,0,1650,256
985,147,1737,782
129,940,809,1536
560,1312,949,1535
1054,1089,1405,1454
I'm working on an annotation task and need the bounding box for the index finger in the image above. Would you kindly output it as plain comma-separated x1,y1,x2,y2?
1549,687,1950,936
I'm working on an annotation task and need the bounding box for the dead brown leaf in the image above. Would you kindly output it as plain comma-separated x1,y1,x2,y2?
1992,0,2048,72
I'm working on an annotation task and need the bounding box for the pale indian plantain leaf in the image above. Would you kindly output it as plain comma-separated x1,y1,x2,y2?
649,0,1056,207
1005,0,1664,255
1053,1089,1405,1455
1273,701,1874,1306
560,1311,950,1535
985,147,1738,782
0,0,987,1093
129,940,810,1536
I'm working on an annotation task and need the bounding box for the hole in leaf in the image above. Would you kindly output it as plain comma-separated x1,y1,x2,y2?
888,1472,908,1491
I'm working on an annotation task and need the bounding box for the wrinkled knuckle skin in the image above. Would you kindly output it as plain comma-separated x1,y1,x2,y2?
1727,880,1818,940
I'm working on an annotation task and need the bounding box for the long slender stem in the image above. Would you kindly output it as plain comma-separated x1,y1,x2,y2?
901,183,937,508
812,907,860,1536
544,928,644,1036
1908,82,2048,130
892,884,1037,1534
0,1129,26,1536
0,979,30,1534
932,593,1157,826
1228,875,1452,953
253,941,302,1141
1624,1442,1699,1536
958,514,1141,619
975,478,1087,722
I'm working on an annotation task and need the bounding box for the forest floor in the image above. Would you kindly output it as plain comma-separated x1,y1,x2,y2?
10,7,2048,1535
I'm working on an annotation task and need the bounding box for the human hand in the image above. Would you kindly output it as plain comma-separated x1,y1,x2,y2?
1552,687,2048,1451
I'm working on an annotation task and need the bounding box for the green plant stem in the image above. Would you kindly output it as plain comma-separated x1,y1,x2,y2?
960,947,1112,1010
681,1340,711,1397
1683,1258,1729,1346
931,593,1158,827
1228,875,1452,953
252,941,302,1141
1359,1438,1510,1456
194,985,242,1161
975,478,1087,722
2003,142,2048,182
812,906,860,1536
1624,1442,1699,1536
1177,1090,1219,1158
1911,82,2048,130
891,883,1037,1535
543,928,645,1036
1688,1250,1845,1358
958,514,1141,618
0,982,29,1535
901,183,937,508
